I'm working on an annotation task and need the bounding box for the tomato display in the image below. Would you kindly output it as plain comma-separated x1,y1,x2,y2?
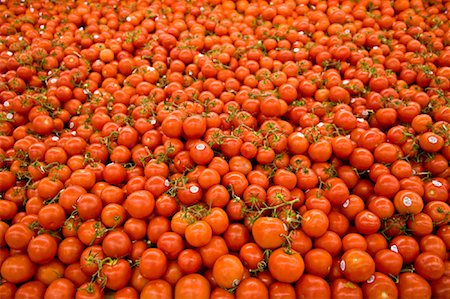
0,0,449,297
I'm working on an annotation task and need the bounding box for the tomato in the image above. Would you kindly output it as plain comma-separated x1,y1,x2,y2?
212,254,244,288
236,277,269,299
174,274,210,299
301,209,329,238
251,217,287,249
419,235,447,261
44,278,76,299
374,249,403,276
432,275,450,299
1,254,36,284
0,282,16,299
100,259,132,290
295,274,331,299
14,281,46,299
141,280,172,299
156,231,184,260
5,223,34,250
268,248,304,283
393,190,424,215
397,273,432,299
1,0,450,295
269,282,295,299
114,287,139,299
27,234,58,264
331,278,363,299
185,220,212,248
139,248,167,280
340,249,375,283
36,259,65,285
304,248,332,278
390,236,420,264
362,272,398,299
354,210,381,235
414,252,445,281
177,249,202,274
75,282,103,299
37,203,66,230
123,190,155,219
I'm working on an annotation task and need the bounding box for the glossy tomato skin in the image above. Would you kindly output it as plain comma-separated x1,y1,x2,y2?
139,248,167,280
252,217,287,249
268,248,305,283
295,274,331,299
174,274,210,299
0,254,36,284
212,254,245,288
340,249,375,283
1,0,450,296
397,273,432,299
362,272,398,299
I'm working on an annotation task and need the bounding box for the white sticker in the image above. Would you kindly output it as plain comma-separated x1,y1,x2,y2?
432,180,442,187
342,199,350,208
3,101,9,107
340,260,346,271
428,136,438,144
164,179,170,187
190,185,199,193
196,143,206,151
367,275,375,283
6,113,13,119
390,245,398,253
403,196,412,207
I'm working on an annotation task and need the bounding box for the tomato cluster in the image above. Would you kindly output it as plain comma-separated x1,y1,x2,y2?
0,0,449,298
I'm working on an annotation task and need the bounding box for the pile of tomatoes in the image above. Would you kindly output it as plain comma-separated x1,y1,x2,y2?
0,0,449,297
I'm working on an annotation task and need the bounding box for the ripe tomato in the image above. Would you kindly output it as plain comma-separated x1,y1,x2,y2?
213,254,245,288
174,274,210,299
27,234,58,264
252,217,287,249
397,273,432,299
44,278,76,299
1,254,36,284
141,280,172,299
139,248,167,280
236,277,269,298
267,248,304,283
295,274,331,299
374,249,403,276
340,249,375,283
301,209,329,238
304,248,332,278
362,272,398,299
